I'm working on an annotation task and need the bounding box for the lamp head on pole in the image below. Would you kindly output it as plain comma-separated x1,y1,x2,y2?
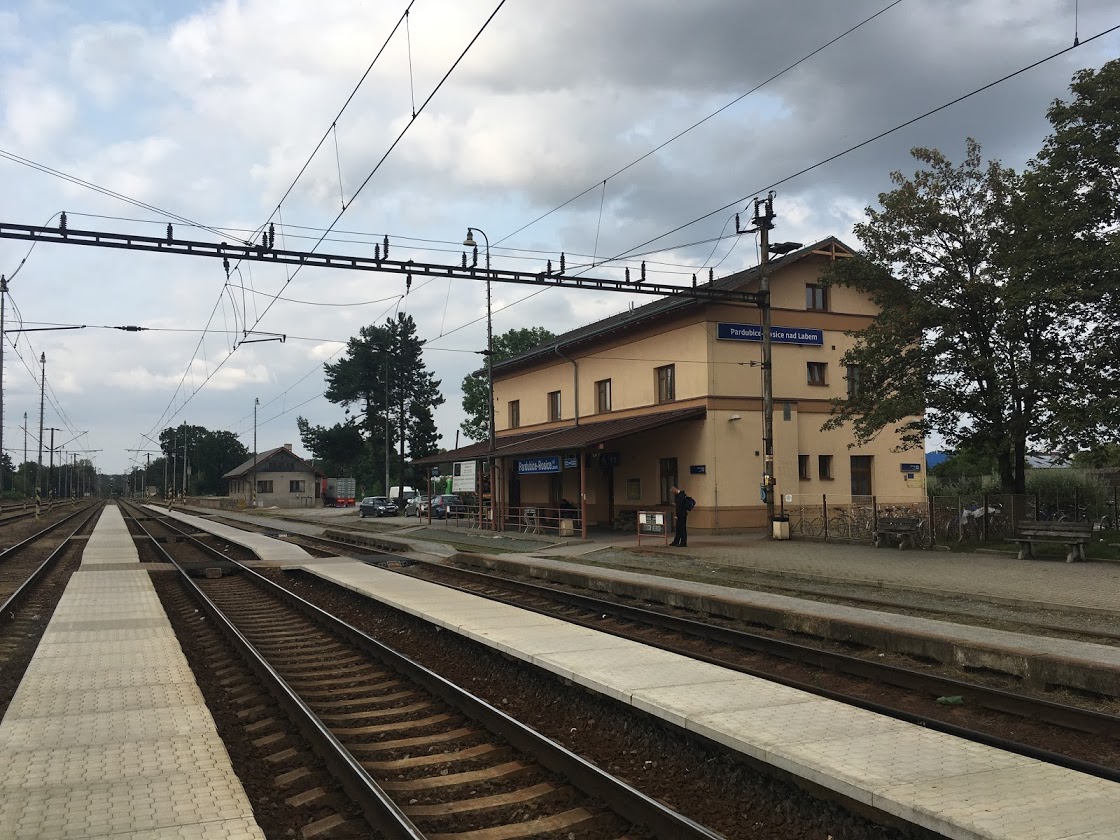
463,228,477,248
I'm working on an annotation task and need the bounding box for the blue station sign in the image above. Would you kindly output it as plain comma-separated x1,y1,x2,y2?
518,455,561,475
717,322,824,345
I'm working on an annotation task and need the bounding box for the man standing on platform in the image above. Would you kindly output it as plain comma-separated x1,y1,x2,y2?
670,485,689,547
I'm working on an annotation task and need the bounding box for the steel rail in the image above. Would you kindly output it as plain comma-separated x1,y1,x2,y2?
127,502,728,839
0,502,104,625
121,502,427,840
390,562,1120,784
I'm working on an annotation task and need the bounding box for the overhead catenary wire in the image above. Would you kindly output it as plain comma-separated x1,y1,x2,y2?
585,21,1120,274
140,0,509,440
493,0,905,248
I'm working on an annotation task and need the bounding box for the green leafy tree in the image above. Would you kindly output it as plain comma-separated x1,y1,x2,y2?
822,64,1120,493
314,313,444,495
1005,59,1120,452
460,327,555,441
157,424,249,495
296,418,365,479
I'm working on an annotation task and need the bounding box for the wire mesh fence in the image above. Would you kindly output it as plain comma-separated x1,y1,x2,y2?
784,487,1120,548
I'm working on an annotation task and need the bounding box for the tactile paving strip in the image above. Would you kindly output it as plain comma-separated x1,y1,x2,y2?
0,505,264,839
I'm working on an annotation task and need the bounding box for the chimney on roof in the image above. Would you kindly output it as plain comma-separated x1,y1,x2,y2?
284,443,293,451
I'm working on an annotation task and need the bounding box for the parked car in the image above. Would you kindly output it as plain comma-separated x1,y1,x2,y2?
359,496,398,518
429,494,465,520
404,495,428,517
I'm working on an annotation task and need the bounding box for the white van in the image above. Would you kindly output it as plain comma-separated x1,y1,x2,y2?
389,486,417,507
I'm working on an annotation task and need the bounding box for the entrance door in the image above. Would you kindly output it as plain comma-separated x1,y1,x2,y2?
850,455,873,498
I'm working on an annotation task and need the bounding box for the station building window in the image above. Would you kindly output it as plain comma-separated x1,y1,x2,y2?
656,364,675,403
798,454,810,480
806,283,828,311
547,391,561,422
595,379,612,413
509,400,520,429
807,362,828,386
846,365,861,399
818,455,833,480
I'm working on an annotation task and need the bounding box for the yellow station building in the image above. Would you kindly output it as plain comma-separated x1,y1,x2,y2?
416,237,926,535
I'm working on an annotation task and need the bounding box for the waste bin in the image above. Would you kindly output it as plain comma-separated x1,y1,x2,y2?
772,514,790,540
559,518,574,537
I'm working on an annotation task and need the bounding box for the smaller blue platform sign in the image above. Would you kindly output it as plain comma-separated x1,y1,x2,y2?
690,465,706,474
900,463,922,473
518,456,561,475
717,322,824,345
563,455,579,469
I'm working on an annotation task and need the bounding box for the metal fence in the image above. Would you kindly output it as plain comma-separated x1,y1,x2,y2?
784,487,1118,547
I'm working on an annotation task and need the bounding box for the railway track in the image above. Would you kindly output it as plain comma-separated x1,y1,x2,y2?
201,522,1120,779
0,501,104,717
122,501,725,840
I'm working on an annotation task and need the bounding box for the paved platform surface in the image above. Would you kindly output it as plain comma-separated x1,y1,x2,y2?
0,505,264,839
292,556,1120,840
168,508,1120,839
178,504,1120,614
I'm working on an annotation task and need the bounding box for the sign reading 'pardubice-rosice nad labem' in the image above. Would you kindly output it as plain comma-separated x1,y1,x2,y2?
717,323,824,345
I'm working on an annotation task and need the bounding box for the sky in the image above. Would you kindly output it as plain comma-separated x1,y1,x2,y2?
0,0,1117,477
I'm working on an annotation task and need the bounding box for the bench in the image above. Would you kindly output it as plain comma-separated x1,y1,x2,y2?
1016,521,1093,563
873,516,923,549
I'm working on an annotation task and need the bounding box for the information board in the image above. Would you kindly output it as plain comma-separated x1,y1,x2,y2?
452,460,477,493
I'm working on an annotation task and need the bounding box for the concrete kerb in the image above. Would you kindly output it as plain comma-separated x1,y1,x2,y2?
442,551,1120,698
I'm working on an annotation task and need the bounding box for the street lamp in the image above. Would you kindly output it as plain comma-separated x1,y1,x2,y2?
463,227,495,530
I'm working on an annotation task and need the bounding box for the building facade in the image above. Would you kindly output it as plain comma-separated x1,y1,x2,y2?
223,444,322,509
416,238,926,533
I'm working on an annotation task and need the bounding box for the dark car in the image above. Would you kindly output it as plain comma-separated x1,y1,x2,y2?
429,494,465,519
359,496,398,518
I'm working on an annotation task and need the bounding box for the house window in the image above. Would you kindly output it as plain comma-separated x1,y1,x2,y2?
783,402,792,421
807,362,828,386
659,457,678,504
547,391,561,422
256,480,274,494
289,480,305,493
819,455,833,480
509,400,520,429
846,365,861,399
806,284,828,311
851,455,873,497
798,455,810,480
655,364,675,404
595,379,612,413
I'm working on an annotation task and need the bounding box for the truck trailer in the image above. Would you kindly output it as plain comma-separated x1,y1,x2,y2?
322,477,356,507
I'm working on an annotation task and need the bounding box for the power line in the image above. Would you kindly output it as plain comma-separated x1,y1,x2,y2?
591,21,1120,272
140,0,509,439
493,0,905,248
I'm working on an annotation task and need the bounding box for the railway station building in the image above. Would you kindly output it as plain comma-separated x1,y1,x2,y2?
224,444,323,509
414,237,926,535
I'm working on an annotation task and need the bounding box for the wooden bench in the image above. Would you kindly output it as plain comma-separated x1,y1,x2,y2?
873,516,923,549
1016,521,1093,563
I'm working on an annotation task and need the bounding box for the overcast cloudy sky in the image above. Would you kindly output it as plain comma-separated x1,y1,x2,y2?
1,0,1116,476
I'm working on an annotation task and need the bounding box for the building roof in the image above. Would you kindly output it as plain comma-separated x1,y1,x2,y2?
222,446,323,479
491,236,854,376
411,406,706,467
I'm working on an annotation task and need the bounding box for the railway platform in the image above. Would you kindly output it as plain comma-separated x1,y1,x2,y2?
165,507,1120,840
0,505,265,839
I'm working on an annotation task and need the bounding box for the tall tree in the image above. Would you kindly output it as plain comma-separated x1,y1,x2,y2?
317,313,443,494
460,327,556,441
1006,59,1120,453
157,424,249,495
823,58,1120,494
